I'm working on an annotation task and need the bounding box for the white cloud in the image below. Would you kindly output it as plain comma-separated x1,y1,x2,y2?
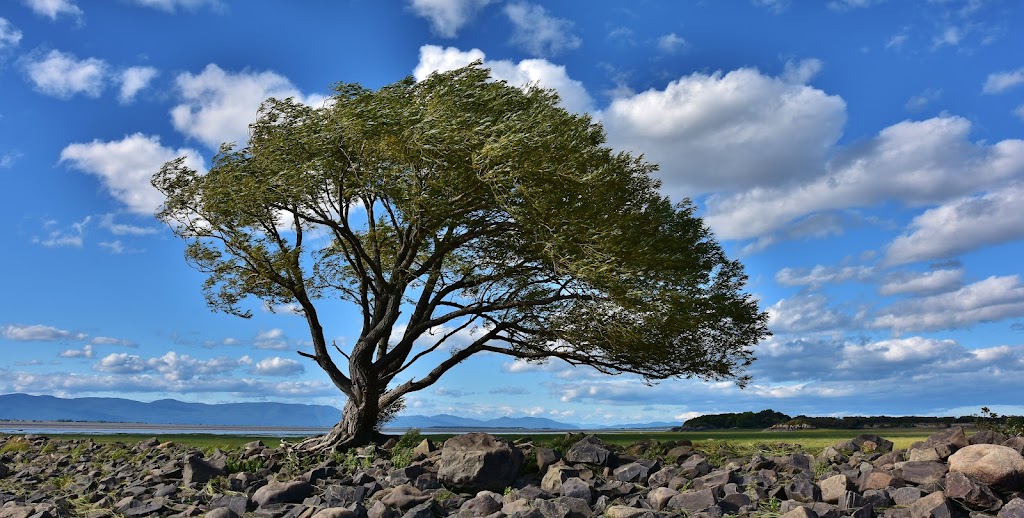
704,116,1024,240
2,324,85,342
90,336,136,347
905,88,942,112
982,68,1024,94
171,64,326,150
414,45,593,114
118,66,159,104
828,0,883,10
127,0,221,11
254,328,289,350
885,183,1024,265
656,33,689,54
844,336,960,366
60,133,205,215
767,293,854,334
0,152,21,169
409,0,491,38
0,18,23,50
94,353,148,374
32,216,90,248
99,240,129,254
879,269,964,296
753,0,789,13
23,0,83,20
775,265,873,289
98,214,159,236
1016,105,1024,122
873,275,1024,332
602,64,846,195
251,356,304,376
59,344,94,359
932,26,962,49
24,50,107,99
503,2,581,57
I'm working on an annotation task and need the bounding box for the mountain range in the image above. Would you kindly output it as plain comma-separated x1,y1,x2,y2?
0,393,678,430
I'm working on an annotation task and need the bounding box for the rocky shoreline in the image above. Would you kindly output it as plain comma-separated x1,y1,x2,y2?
1,427,1023,518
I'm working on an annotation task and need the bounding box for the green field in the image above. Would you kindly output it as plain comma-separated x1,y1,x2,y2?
3,428,941,453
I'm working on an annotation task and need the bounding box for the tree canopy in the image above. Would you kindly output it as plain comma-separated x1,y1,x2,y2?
153,64,770,449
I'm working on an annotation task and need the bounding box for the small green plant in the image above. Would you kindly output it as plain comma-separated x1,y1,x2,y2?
434,489,455,502
0,437,31,453
226,456,266,474
503,486,513,497
750,496,782,518
40,441,57,454
387,429,423,468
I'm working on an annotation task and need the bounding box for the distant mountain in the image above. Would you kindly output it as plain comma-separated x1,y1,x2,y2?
386,414,580,430
0,393,340,427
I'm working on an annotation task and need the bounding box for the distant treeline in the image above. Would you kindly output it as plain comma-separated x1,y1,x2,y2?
677,409,996,430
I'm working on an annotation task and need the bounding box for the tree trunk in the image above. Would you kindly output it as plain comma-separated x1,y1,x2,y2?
295,397,385,453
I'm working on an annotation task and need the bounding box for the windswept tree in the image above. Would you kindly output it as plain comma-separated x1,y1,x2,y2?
153,65,769,451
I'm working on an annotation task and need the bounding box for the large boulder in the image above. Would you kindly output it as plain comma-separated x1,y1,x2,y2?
438,433,524,492
948,443,1024,491
565,435,612,466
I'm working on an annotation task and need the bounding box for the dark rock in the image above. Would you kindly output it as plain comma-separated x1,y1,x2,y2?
564,436,611,466
438,433,525,492
603,506,655,518
693,469,734,491
971,430,1008,445
647,466,678,488
786,478,821,503
949,444,1024,492
182,452,227,485
900,461,948,485
720,492,753,513
400,500,443,518
612,462,649,483
253,480,315,507
864,489,894,508
205,508,240,518
668,488,718,512
379,484,430,510
541,463,578,494
836,435,895,454
679,455,712,478
211,494,251,515
1003,438,1024,455
892,486,924,507
458,491,503,517
559,477,592,504
944,471,1002,512
368,500,402,518
536,448,560,473
647,487,678,511
841,491,868,510
534,496,593,518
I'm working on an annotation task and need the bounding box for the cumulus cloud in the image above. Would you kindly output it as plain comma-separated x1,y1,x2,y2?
704,116,1024,240
885,183,1024,265
414,45,593,114
873,275,1024,332
24,50,107,99
254,328,289,350
503,2,581,57
118,66,159,104
23,0,83,20
171,64,327,150
767,293,854,334
94,353,148,374
0,18,23,51
60,133,204,215
656,33,689,54
59,344,94,359
982,68,1024,94
92,350,253,380
2,323,85,342
89,336,136,347
602,62,846,195
409,0,492,38
879,269,964,296
251,357,305,376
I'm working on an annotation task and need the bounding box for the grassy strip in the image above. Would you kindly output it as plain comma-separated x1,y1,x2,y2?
3,428,937,452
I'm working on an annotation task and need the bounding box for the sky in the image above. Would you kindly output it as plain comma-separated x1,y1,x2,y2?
1,0,1023,427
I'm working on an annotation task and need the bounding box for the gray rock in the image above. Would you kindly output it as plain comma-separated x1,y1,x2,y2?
533,496,593,518
205,508,240,518
786,479,821,503
182,452,227,485
781,506,818,518
438,433,524,492
669,488,718,512
559,477,592,504
379,484,431,510
253,480,315,507
999,498,1024,518
892,486,924,507
971,430,1008,445
368,500,402,518
541,463,579,494
564,436,611,466
647,487,678,511
536,448,559,473
458,491,503,517
900,461,948,485
949,444,1024,491
603,506,655,518
313,508,361,518
864,488,894,508
613,462,649,483
841,491,868,510
1003,437,1024,455
944,471,1002,512
679,455,712,478
401,501,443,518
909,491,956,518
720,492,753,514
647,466,678,488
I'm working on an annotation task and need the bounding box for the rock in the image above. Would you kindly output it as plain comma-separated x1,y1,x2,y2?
944,471,1002,512
892,485,924,506
909,491,956,518
0,464,9,479
541,463,579,494
438,433,524,492
819,474,850,504
313,508,361,518
971,430,1009,445
205,508,240,518
786,479,821,503
534,496,593,518
1003,437,1024,455
182,452,227,485
379,484,431,510
564,435,611,466
612,462,650,483
458,491,503,517
647,487,678,511
668,488,718,512
780,506,818,518
860,470,898,491
603,505,655,518
401,500,443,518
253,480,315,507
909,448,943,463
836,434,895,454
411,438,435,459
999,498,1024,518
560,477,593,504
679,455,712,478
368,500,402,518
948,444,1024,491
899,461,948,485
536,448,559,473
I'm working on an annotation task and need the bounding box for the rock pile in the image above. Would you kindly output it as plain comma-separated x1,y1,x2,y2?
1,427,1023,517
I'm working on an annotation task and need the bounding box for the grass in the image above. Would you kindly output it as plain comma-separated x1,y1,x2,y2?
2,428,937,453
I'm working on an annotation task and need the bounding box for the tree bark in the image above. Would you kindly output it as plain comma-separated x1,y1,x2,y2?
295,398,385,453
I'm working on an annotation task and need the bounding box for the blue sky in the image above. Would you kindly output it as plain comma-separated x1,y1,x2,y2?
1,0,1023,426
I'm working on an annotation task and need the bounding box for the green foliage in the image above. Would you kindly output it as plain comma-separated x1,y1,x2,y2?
0,437,30,453
393,428,424,450
153,64,769,446
681,409,792,430
976,407,1024,437
543,432,585,455
225,456,266,474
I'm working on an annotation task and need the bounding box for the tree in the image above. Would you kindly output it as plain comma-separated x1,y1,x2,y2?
153,64,770,452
